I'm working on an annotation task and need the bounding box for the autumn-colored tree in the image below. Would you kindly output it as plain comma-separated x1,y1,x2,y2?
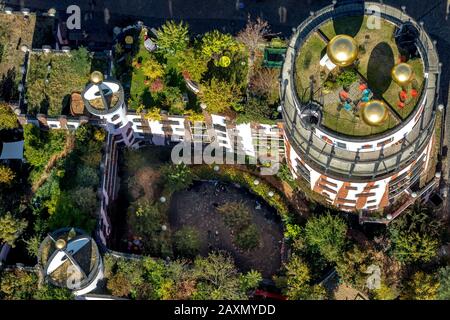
141,56,164,81
0,103,18,130
282,255,327,300
0,165,15,184
0,270,38,300
0,212,28,247
199,78,241,114
201,30,241,61
107,272,133,297
176,48,209,83
237,16,269,60
401,271,439,300
156,21,189,58
249,67,280,104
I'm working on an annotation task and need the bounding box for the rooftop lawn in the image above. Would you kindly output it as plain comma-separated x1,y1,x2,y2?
26,48,93,116
294,16,425,136
320,16,425,120
0,13,55,102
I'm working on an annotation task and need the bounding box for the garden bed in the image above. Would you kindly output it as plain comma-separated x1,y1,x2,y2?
25,48,95,116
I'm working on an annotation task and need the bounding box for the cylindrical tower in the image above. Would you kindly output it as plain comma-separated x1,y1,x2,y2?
82,71,135,146
281,2,440,213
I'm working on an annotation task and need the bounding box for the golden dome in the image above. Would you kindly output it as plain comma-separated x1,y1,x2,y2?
125,35,134,45
362,100,388,126
327,35,359,67
55,239,67,250
90,71,104,84
391,63,413,85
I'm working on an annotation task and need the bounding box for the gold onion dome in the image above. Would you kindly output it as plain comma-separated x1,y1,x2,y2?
391,63,413,85
362,100,388,126
90,71,104,84
55,239,67,250
327,35,359,67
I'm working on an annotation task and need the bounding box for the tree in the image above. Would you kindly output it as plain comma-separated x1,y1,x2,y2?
389,203,441,264
240,270,262,292
24,235,42,258
0,212,28,247
199,78,241,114
236,16,269,61
70,187,98,216
127,199,170,256
401,271,439,300
173,226,201,258
335,245,372,289
283,255,327,300
201,30,241,62
156,21,189,58
34,285,73,300
176,48,209,83
107,272,133,297
437,266,450,300
235,224,260,251
0,165,15,184
303,213,348,263
249,68,280,104
373,281,399,300
161,163,193,193
0,270,38,300
141,56,164,81
75,165,99,188
0,102,18,130
192,251,249,300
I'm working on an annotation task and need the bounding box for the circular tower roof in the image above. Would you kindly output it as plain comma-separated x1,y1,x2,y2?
38,228,102,292
82,73,124,115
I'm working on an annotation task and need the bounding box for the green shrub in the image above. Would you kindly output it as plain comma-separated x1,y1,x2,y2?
336,69,358,88
235,225,260,251
173,226,201,257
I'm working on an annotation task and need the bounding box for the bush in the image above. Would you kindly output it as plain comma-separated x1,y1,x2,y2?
0,165,15,184
389,203,441,264
217,201,252,231
173,226,201,257
0,103,18,130
303,212,348,263
0,212,28,247
199,78,241,114
161,163,193,193
75,166,99,188
156,21,189,58
235,225,260,251
336,69,358,88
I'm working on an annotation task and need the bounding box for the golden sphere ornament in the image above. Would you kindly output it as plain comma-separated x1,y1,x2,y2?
90,71,104,84
362,100,388,126
391,63,413,85
327,35,359,67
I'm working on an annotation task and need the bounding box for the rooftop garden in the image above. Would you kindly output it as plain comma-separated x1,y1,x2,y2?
113,18,281,124
0,13,53,102
295,15,425,136
25,48,109,116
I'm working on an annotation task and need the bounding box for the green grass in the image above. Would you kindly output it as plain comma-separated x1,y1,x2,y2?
322,101,398,136
293,16,426,136
320,16,424,120
26,48,92,116
294,33,327,101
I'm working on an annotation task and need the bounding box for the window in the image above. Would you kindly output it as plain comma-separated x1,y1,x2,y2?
113,121,123,129
336,142,347,149
111,114,120,122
